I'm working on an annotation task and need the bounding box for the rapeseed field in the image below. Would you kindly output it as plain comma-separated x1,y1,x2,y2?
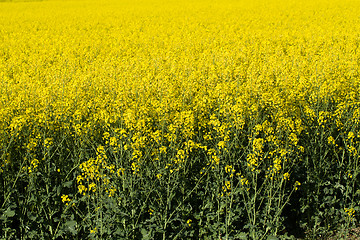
1,0,360,239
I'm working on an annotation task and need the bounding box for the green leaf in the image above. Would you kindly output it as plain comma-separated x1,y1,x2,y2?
141,228,151,240
236,232,248,240
65,220,77,235
4,209,15,218
267,236,279,240
28,213,37,221
63,181,73,188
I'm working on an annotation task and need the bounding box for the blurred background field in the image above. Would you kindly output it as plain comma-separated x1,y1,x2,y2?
1,0,360,239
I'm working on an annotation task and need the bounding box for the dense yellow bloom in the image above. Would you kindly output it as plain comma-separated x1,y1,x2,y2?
252,138,264,154
1,0,360,234
77,145,117,196
1,0,359,162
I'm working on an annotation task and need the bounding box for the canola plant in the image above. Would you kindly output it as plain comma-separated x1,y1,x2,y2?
1,0,360,239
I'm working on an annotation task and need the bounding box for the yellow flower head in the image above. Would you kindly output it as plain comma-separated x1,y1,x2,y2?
187,219,192,227
283,172,290,181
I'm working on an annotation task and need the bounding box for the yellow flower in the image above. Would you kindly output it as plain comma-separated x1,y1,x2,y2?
225,165,232,173
108,187,116,197
44,138,53,148
76,175,84,183
78,184,87,195
148,208,154,215
348,132,355,140
252,138,264,153
159,146,167,154
187,219,192,227
327,136,335,145
217,141,226,149
283,172,290,181
289,133,298,146
222,181,231,192
117,168,125,176
90,227,97,234
61,195,71,205
88,182,96,192
344,207,355,219
241,177,249,186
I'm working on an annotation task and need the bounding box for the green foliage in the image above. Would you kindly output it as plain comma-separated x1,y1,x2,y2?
2,100,360,239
